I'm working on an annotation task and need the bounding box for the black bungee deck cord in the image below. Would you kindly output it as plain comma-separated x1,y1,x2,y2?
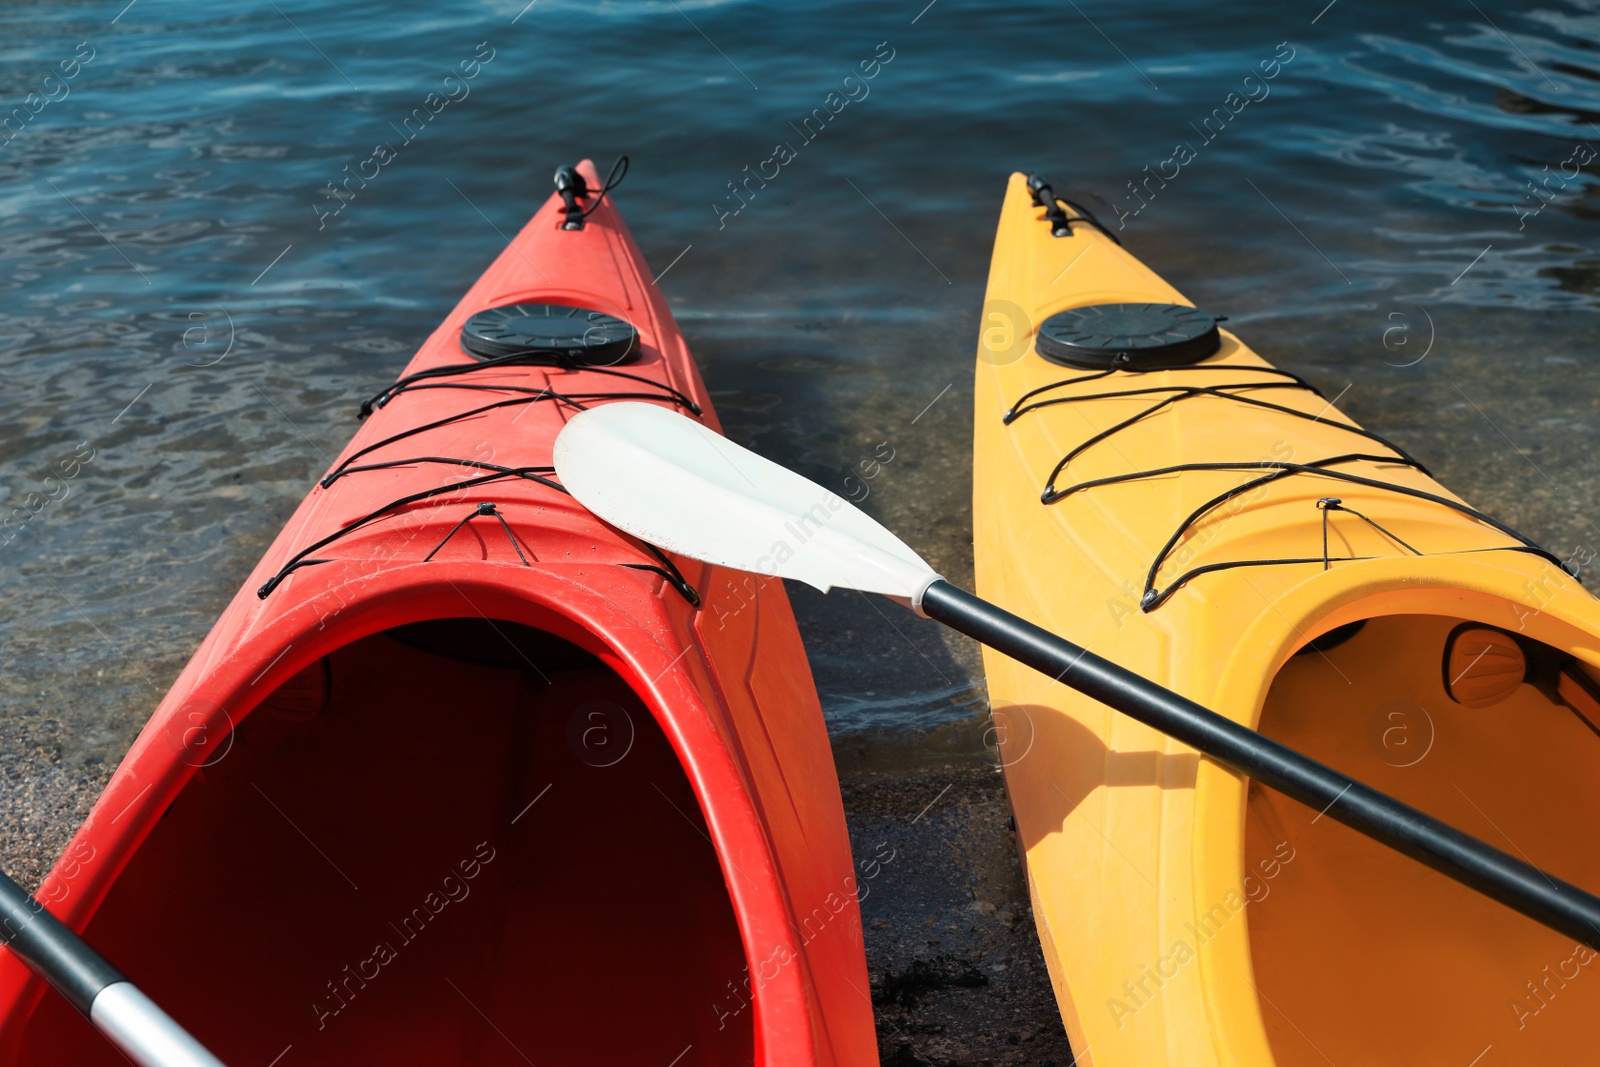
1033,381,1428,500
257,459,701,607
1007,183,1567,610
330,385,693,487
358,352,702,418
554,154,628,231
1006,364,1570,610
424,502,530,566
256,465,559,599
1026,174,1123,245
260,277,704,605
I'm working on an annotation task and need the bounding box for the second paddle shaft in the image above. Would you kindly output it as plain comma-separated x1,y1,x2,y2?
0,871,226,1067
919,580,1600,950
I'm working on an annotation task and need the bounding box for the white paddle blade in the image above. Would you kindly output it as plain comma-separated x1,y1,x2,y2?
554,403,940,605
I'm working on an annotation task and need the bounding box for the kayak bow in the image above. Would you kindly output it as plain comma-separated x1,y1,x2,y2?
974,172,1600,1065
0,160,877,1067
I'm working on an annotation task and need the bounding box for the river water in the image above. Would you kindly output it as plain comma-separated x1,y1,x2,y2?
2,0,1599,870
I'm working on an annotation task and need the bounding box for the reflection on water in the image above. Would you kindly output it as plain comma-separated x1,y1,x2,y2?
1,0,1599,809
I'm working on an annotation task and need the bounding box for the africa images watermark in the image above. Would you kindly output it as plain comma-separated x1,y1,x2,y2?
712,41,897,229
1516,140,1595,231
1509,940,1596,1030
712,440,897,632
1104,439,1297,627
1,441,97,550
710,839,897,1030
1,41,96,148
1106,839,1296,1029
314,41,497,230
1113,41,1297,229
311,840,498,1030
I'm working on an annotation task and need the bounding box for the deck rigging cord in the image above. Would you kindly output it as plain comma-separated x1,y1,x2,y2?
424,502,530,566
259,452,701,605
261,168,703,606
554,154,628,230
358,353,701,417
1007,186,1572,610
257,465,558,599
1006,362,1570,610
334,384,694,486
1025,174,1123,244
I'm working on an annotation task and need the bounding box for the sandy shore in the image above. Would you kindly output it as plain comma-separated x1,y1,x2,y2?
0,706,111,891
842,758,1076,1066
836,714,1077,1065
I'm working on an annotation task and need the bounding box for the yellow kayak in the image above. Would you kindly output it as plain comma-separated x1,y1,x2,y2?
972,171,1600,1065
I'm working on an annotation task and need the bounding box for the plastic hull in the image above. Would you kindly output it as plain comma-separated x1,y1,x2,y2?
972,172,1600,1066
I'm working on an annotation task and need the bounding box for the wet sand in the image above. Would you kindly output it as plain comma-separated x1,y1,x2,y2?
840,729,1078,1066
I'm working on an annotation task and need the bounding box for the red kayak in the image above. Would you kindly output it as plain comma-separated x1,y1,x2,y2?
0,160,876,1066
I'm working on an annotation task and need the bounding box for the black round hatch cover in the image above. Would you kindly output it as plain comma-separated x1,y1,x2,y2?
460,302,639,365
1034,302,1219,369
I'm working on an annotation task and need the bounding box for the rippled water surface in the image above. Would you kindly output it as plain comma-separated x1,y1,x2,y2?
4,0,1600,852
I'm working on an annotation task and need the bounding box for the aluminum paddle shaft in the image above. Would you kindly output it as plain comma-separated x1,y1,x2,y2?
920,580,1600,950
0,870,226,1066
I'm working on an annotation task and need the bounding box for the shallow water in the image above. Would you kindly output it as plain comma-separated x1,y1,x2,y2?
2,0,1600,831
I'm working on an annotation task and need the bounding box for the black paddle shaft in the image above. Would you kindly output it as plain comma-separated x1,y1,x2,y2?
0,869,123,1014
920,580,1600,950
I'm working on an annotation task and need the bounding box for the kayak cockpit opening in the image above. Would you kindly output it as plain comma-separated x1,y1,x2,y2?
14,618,753,1066
1244,612,1600,1064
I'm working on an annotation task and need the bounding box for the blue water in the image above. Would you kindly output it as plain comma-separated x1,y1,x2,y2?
3,0,1600,783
